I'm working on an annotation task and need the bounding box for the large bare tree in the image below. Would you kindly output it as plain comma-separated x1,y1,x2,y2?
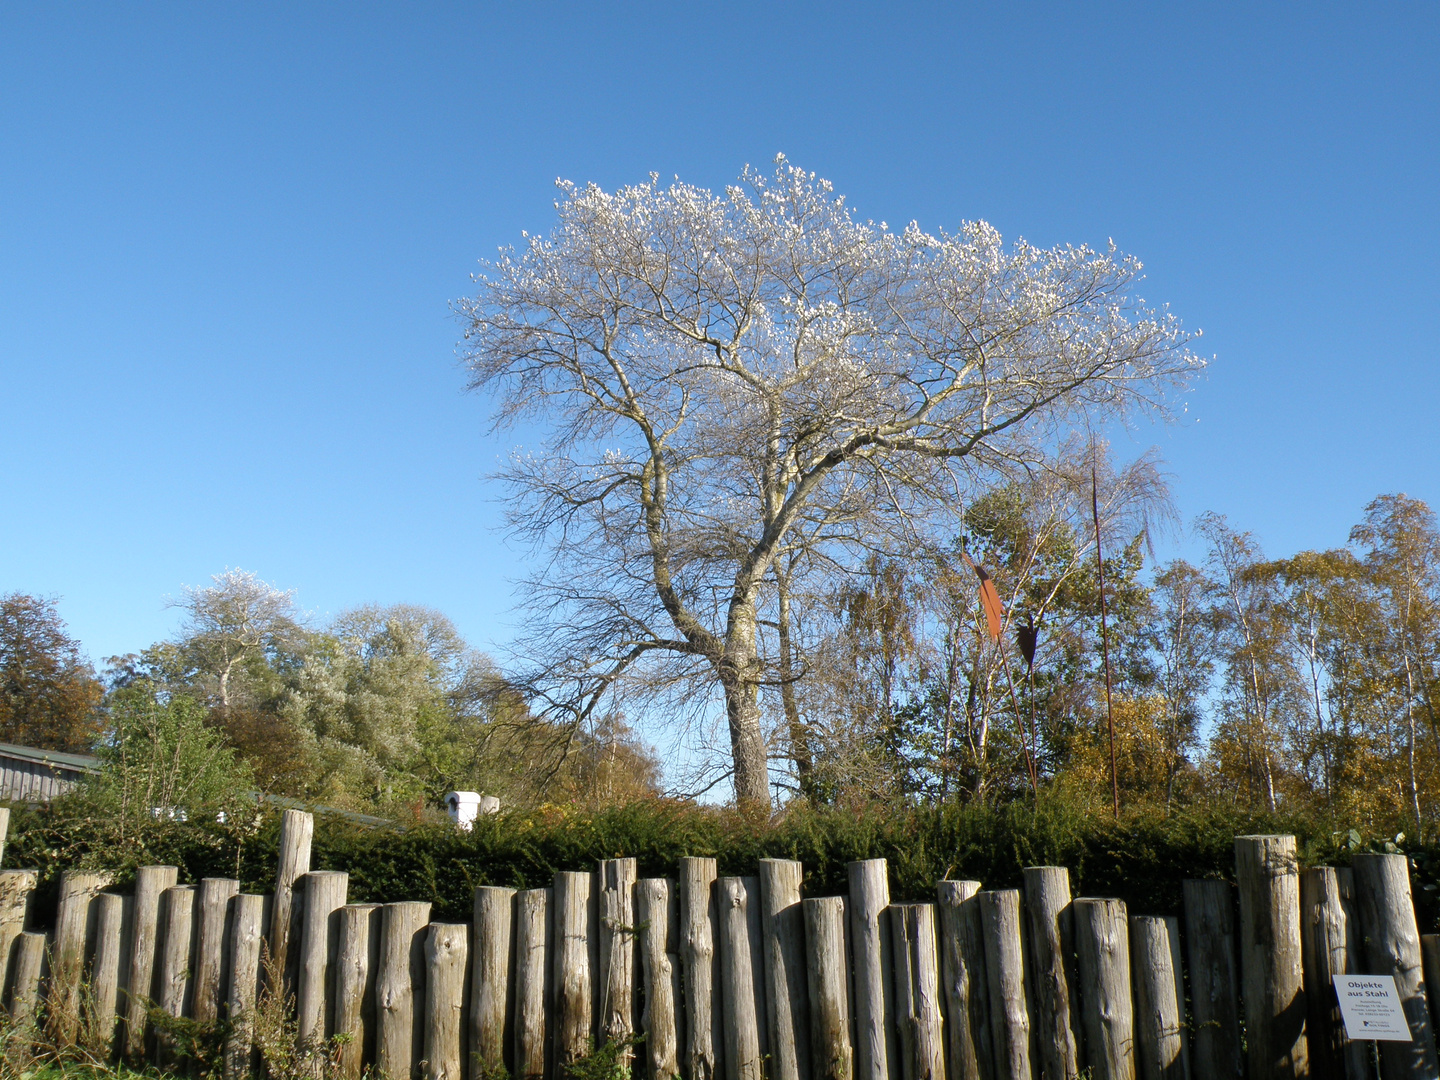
457,159,1202,807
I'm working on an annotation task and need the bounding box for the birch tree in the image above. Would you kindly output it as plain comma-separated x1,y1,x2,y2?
458,158,1202,806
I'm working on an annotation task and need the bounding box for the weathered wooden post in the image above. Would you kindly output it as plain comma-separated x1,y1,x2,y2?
1131,915,1188,1080
194,877,240,1026
334,903,382,1080
554,870,597,1067
297,871,349,1047
157,884,199,1062
978,889,1032,1080
937,880,993,1080
805,896,854,1080
720,876,769,1080
271,808,314,998
681,856,724,1080
1074,897,1134,1080
125,864,179,1060
0,807,9,864
1025,867,1083,1080
851,859,899,1080
424,923,469,1080
891,903,946,1080
472,886,516,1078
1235,835,1309,1080
1300,868,1368,1080
51,868,113,1045
9,931,46,1031
1351,852,1440,1080
598,858,638,1064
0,869,36,1006
513,888,550,1080
377,900,432,1080
89,892,134,1055
638,878,682,1080
1181,881,1242,1080
760,859,810,1080
225,893,270,1080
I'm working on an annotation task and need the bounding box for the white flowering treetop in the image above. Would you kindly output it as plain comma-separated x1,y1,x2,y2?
458,158,1202,807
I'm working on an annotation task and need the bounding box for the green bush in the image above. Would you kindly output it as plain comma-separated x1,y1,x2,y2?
6,794,1433,931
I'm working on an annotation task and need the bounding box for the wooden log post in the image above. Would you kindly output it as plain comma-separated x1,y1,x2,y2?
10,931,46,1031
194,877,240,1027
760,859,810,1080
1301,868,1368,1080
1074,898,1134,1080
471,886,515,1079
271,808,314,999
1131,916,1188,1080
554,870,597,1067
805,896,853,1080
719,876,768,1080
850,859,898,1080
89,892,134,1056
1235,835,1309,1080
891,903,946,1080
681,856,724,1080
334,903,382,1080
1025,867,1083,1080
598,858,637,1062
377,900,433,1080
1181,881,1242,1080
424,923,470,1080
513,888,551,1080
51,868,113,1046
0,869,37,1009
1351,853,1440,1080
978,889,1032,1080
937,881,993,1080
157,884,199,1062
297,871,349,1047
225,893,270,1080
124,865,179,1060
0,807,9,865
637,878,682,1080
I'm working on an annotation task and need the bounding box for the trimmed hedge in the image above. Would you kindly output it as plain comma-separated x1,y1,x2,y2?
10,796,1418,930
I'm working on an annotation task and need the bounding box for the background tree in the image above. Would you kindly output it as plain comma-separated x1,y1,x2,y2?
458,158,1202,806
0,593,103,751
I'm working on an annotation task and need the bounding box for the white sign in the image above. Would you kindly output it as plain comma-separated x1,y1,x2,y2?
1335,975,1413,1041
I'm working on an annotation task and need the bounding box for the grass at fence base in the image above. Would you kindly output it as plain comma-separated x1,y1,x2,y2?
6,792,1435,930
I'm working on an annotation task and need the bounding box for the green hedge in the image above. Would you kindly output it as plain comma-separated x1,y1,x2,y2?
6,797,1429,930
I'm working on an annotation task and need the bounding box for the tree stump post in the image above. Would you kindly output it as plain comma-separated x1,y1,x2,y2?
1025,867,1082,1080
51,869,113,1046
0,869,36,1010
1351,853,1440,1080
157,884,199,1063
424,923,470,1080
719,876,768,1080
194,878,240,1026
937,881,993,1080
851,859,899,1080
1181,881,1242,1080
125,865,179,1060
1235,835,1309,1080
9,931,46,1033
377,900,432,1080
805,896,854,1080
472,886,516,1078
297,871,349,1046
513,888,551,1080
271,809,314,1000
637,878,682,1080
1301,868,1368,1080
334,902,382,1080
978,889,1032,1080
1074,898,1134,1080
680,856,724,1080
225,893,270,1080
759,859,810,1080
598,858,638,1065
1131,916,1188,1080
553,870,596,1068
89,892,133,1056
891,903,946,1080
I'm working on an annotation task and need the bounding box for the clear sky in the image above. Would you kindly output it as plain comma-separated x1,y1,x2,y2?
2,3,1437,669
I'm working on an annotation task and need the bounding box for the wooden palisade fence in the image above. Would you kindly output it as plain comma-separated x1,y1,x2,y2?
3,812,1440,1080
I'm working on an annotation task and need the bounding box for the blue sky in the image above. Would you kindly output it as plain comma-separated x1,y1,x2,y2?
2,3,1437,668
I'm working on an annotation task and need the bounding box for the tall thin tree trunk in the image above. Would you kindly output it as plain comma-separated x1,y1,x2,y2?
774,569,812,797
722,597,770,809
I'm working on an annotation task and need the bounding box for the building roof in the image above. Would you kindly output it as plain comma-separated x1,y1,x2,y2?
0,742,101,774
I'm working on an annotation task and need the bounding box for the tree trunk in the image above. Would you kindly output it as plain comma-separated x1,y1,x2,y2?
776,567,813,794
721,596,770,808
